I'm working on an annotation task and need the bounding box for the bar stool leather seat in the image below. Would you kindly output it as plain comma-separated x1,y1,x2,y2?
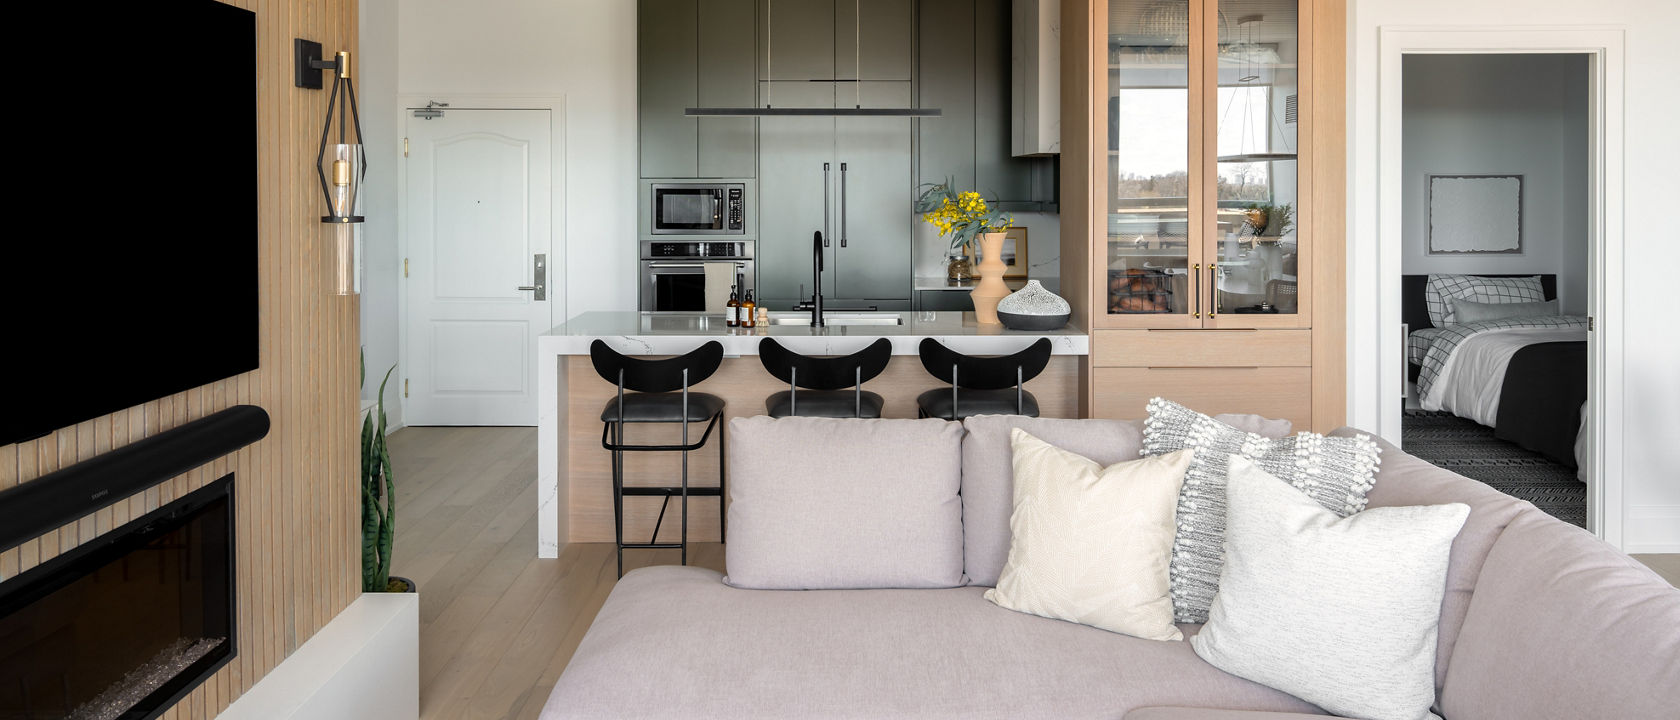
600,393,726,423
765,389,885,419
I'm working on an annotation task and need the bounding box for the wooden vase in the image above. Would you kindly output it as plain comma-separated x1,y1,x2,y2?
970,232,1010,324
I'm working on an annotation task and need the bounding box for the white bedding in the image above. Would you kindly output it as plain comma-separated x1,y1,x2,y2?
1420,326,1589,427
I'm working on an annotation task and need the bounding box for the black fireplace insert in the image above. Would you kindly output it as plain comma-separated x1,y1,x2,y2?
0,475,236,720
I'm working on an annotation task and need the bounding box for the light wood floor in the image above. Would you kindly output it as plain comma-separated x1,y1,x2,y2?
387,426,1677,719
387,426,725,720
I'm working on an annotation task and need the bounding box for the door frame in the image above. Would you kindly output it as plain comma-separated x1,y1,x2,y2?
1368,27,1626,545
397,95,568,425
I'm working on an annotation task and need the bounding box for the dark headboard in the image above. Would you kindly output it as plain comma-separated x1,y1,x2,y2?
1402,274,1558,331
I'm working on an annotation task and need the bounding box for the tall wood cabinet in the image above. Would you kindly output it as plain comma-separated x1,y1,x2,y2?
1061,0,1345,430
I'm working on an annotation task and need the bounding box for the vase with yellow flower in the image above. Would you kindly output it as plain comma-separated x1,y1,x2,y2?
915,180,1015,323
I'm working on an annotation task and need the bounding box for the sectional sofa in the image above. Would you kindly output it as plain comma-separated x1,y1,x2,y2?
541,415,1680,719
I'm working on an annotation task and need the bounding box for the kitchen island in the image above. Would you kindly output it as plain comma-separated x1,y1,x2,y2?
536,311,1089,557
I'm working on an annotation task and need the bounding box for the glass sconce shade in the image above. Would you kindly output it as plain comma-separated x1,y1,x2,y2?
325,143,362,223
331,223,361,296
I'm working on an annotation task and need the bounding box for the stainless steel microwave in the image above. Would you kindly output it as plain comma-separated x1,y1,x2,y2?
650,183,745,235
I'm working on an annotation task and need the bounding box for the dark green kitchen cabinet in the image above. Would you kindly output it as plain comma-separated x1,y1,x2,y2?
638,0,757,179
917,0,1053,207
758,0,912,82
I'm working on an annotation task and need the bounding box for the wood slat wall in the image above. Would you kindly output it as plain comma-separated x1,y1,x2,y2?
0,0,360,717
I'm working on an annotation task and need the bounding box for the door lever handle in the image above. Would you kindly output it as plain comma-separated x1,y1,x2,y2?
517,286,539,291
519,253,548,300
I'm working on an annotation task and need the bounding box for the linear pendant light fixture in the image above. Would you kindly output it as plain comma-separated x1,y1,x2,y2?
1215,14,1296,165
684,0,941,118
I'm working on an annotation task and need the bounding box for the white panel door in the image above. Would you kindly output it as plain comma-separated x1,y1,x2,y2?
405,108,553,425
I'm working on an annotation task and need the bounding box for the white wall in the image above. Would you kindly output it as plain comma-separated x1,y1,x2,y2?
360,0,402,429
1401,54,1590,313
1349,0,1680,551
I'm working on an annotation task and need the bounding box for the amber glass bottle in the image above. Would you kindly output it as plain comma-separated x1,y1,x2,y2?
741,290,757,328
725,287,740,327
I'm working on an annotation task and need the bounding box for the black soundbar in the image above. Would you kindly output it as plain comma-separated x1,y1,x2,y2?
0,405,270,550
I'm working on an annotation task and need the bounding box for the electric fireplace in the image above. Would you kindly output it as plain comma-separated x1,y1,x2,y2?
0,475,235,720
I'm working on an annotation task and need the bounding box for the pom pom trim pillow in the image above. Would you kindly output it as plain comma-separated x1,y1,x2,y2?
1143,398,1381,623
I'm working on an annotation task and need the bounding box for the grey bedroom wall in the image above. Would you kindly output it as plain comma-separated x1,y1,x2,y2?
1400,54,1590,313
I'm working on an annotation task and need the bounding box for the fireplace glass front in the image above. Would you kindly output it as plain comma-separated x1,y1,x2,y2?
0,474,235,720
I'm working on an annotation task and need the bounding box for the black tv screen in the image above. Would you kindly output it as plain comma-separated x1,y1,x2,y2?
3,1,258,446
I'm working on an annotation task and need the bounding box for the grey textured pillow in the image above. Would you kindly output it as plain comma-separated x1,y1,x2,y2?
724,416,965,590
1143,398,1382,623
1424,274,1545,325
1192,457,1469,720
1450,298,1559,324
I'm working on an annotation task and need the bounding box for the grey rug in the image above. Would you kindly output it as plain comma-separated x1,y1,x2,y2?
1401,410,1585,528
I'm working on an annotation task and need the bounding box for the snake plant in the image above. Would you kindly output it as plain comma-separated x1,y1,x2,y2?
361,357,398,592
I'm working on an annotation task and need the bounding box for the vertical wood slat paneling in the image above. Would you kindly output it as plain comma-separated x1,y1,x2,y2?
0,0,359,717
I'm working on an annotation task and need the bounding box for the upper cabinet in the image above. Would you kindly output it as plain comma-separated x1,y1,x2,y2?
1096,0,1309,330
639,0,758,179
759,0,913,82
918,0,1057,209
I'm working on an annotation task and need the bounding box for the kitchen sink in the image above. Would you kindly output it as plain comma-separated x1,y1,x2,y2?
765,312,904,327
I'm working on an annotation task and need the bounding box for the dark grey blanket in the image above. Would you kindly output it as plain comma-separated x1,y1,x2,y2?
1494,341,1588,468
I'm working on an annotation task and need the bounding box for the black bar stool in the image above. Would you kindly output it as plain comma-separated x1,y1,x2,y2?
591,340,727,577
915,338,1053,420
758,338,893,418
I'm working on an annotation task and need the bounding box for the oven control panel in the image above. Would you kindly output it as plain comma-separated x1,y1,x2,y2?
645,241,752,259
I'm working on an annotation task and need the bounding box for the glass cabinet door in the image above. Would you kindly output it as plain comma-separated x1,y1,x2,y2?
1209,0,1302,321
1101,0,1200,325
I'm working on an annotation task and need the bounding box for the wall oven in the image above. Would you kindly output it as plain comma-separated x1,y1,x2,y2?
650,183,745,235
639,241,755,312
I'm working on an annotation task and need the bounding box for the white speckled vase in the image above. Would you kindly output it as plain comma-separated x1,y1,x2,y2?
996,280,1072,330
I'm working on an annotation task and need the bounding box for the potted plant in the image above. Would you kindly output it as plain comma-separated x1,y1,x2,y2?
361,357,412,593
915,181,1015,322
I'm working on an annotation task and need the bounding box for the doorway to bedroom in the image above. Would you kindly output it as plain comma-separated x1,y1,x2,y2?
1396,53,1592,527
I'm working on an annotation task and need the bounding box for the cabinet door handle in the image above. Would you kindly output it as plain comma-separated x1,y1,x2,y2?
1209,262,1218,319
1190,263,1200,318
822,162,832,247
840,162,848,248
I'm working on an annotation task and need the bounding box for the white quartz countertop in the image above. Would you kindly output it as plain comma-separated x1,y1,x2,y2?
539,311,1088,356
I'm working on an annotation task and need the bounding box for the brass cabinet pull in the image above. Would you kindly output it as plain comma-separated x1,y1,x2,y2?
1209,262,1218,319
1190,263,1200,318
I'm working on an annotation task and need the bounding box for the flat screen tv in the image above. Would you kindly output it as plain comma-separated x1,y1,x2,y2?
2,1,258,446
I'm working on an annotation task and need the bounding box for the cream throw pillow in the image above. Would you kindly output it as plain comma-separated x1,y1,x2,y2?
983,429,1192,641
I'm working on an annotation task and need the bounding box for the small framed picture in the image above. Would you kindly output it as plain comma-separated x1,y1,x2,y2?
1001,227,1028,278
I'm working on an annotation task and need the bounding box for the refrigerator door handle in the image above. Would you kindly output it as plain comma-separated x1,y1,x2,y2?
839,162,848,248
822,162,832,247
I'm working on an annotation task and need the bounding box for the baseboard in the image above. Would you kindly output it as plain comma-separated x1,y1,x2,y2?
220,592,419,720
1624,505,1680,554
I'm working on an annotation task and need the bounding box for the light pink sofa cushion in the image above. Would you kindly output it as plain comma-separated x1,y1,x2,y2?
724,416,965,589
962,414,1290,587
1439,510,1680,719
1332,429,1530,697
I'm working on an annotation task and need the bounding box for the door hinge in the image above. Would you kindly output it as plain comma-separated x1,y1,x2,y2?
403,137,409,157
1589,316,1595,331
404,379,409,398
404,258,409,278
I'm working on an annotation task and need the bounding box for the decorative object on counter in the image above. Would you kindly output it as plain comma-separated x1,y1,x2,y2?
996,280,1071,331
946,246,974,284
915,180,1015,324
1000,227,1029,278
971,232,1012,324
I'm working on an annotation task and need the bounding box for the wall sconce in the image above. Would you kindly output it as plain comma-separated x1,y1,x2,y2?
296,39,365,295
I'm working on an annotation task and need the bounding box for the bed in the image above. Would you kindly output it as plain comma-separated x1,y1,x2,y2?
1403,274,1588,469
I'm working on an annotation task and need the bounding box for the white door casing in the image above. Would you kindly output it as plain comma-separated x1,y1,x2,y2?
404,107,555,425
1367,28,1625,546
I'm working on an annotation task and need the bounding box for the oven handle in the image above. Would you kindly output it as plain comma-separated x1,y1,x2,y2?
644,261,747,269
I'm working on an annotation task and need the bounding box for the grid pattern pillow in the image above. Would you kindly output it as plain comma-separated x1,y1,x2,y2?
1143,398,1382,624
1424,274,1545,326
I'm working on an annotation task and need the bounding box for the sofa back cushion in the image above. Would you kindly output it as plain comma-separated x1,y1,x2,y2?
1439,510,1680,719
724,416,965,589
962,414,1290,587
1337,429,1531,698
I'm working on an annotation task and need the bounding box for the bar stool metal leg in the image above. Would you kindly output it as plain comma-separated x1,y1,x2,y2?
680,369,690,566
